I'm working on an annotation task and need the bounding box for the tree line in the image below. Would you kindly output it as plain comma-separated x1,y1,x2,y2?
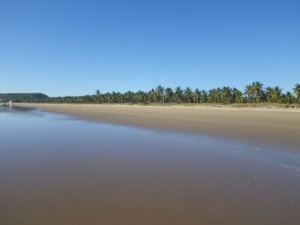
28,82,300,105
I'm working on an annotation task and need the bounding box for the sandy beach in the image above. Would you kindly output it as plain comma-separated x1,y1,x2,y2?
16,103,300,149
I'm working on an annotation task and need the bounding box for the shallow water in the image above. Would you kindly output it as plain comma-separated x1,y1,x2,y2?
1,106,300,225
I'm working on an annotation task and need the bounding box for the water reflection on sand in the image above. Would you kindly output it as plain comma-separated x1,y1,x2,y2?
0,106,300,225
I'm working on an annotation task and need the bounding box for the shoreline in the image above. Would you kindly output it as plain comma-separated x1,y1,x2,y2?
15,103,300,149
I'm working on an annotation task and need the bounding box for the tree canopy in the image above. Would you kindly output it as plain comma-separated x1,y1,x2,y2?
14,82,299,105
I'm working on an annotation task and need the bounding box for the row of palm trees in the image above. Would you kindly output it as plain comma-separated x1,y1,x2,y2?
34,82,300,104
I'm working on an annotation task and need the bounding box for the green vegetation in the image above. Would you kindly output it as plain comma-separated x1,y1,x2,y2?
4,83,300,106
0,93,49,102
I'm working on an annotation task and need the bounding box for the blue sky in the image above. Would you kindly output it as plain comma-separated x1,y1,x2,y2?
1,0,299,96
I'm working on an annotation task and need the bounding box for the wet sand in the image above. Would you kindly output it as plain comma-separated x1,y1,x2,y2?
17,103,300,149
1,107,300,225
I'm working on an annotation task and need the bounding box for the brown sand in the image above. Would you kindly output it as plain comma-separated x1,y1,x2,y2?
17,103,300,149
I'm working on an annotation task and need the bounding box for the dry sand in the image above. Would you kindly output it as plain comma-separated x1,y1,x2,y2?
17,103,300,149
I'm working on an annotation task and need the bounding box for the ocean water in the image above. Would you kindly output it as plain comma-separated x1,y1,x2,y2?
1,106,300,225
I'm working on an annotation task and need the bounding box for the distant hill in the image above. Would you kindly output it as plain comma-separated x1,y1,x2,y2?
0,93,49,102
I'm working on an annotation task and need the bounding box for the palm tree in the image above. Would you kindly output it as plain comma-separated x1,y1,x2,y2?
232,88,243,103
148,89,156,103
193,88,201,103
253,81,264,103
174,86,183,103
95,90,101,102
124,91,134,103
274,86,282,101
136,90,146,103
221,87,232,104
184,87,193,103
165,88,174,102
155,85,165,103
208,89,218,103
265,86,282,103
200,90,208,103
293,84,300,101
245,82,264,103
245,84,254,103
281,91,294,104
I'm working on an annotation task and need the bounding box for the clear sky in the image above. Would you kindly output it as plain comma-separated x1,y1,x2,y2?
1,0,299,97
